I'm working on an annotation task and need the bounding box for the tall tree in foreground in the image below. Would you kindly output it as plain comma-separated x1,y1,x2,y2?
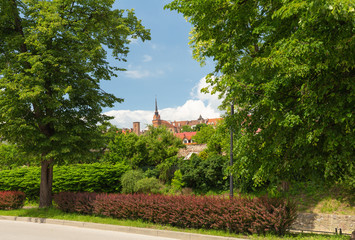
0,0,150,207
166,0,354,190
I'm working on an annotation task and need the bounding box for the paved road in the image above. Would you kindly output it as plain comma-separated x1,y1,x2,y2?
0,220,179,240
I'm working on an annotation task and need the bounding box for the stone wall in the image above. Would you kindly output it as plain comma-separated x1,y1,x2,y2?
291,213,355,235
178,144,207,158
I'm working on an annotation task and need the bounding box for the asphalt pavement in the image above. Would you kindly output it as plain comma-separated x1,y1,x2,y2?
0,220,178,240
0,217,243,240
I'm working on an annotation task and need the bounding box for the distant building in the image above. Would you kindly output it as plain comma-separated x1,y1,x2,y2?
174,132,197,144
122,122,145,136
152,97,222,134
133,122,140,136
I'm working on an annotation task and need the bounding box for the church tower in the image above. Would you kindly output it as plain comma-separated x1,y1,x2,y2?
152,97,161,127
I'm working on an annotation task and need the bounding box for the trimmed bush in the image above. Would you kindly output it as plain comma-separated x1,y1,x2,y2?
53,163,129,193
53,192,98,214
0,163,129,200
0,168,40,199
0,191,26,210
92,194,297,235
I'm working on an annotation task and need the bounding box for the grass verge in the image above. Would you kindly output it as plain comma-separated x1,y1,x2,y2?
0,207,350,240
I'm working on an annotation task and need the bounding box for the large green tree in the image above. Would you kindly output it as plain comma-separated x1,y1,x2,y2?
166,0,354,190
0,0,150,207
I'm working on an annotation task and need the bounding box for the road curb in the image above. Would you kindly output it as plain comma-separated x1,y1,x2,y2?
0,215,245,240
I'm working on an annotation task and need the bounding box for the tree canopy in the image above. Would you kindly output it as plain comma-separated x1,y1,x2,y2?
193,124,216,144
103,126,185,168
0,0,150,206
166,0,355,190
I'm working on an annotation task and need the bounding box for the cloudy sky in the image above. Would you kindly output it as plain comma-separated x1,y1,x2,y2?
101,0,224,129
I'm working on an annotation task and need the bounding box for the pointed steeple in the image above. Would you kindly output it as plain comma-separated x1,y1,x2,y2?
155,96,159,116
153,96,161,121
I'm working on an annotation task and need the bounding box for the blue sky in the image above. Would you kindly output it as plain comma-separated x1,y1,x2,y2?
102,0,223,129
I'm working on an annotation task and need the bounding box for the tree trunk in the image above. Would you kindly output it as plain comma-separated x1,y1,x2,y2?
39,159,54,208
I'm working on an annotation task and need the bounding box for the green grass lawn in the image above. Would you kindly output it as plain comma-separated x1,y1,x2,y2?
0,207,350,240
285,182,354,215
218,182,355,216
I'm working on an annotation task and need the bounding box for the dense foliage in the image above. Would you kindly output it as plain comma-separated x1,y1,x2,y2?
135,177,163,194
192,124,216,144
166,0,355,190
0,191,26,210
103,126,184,168
0,163,129,200
0,143,38,170
120,169,144,194
179,154,229,192
0,0,150,207
54,192,297,236
193,120,229,156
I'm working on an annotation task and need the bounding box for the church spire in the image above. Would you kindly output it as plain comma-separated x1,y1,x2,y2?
153,96,161,121
155,96,158,116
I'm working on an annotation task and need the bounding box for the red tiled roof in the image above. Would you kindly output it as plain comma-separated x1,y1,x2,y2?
174,132,197,140
206,118,223,125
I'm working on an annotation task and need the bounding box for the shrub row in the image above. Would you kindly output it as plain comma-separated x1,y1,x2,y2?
0,163,129,200
0,191,26,210
53,192,98,214
54,192,297,235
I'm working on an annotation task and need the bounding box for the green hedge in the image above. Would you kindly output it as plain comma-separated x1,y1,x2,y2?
0,163,129,200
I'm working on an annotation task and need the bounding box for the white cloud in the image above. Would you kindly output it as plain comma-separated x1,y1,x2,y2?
142,55,152,62
124,64,164,79
191,76,222,111
105,110,153,129
104,76,224,129
160,99,221,121
124,69,151,79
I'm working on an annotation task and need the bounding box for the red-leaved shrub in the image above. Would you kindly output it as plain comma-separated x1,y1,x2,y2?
0,191,26,210
93,193,297,235
53,192,98,214
54,192,297,235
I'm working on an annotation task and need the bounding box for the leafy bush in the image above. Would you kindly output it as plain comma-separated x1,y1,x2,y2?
92,193,297,235
135,177,162,194
121,169,144,194
0,191,26,210
53,162,129,193
179,154,228,192
0,163,129,200
143,167,159,178
171,169,184,192
53,192,297,235
53,192,98,214
0,167,41,199
156,156,179,183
